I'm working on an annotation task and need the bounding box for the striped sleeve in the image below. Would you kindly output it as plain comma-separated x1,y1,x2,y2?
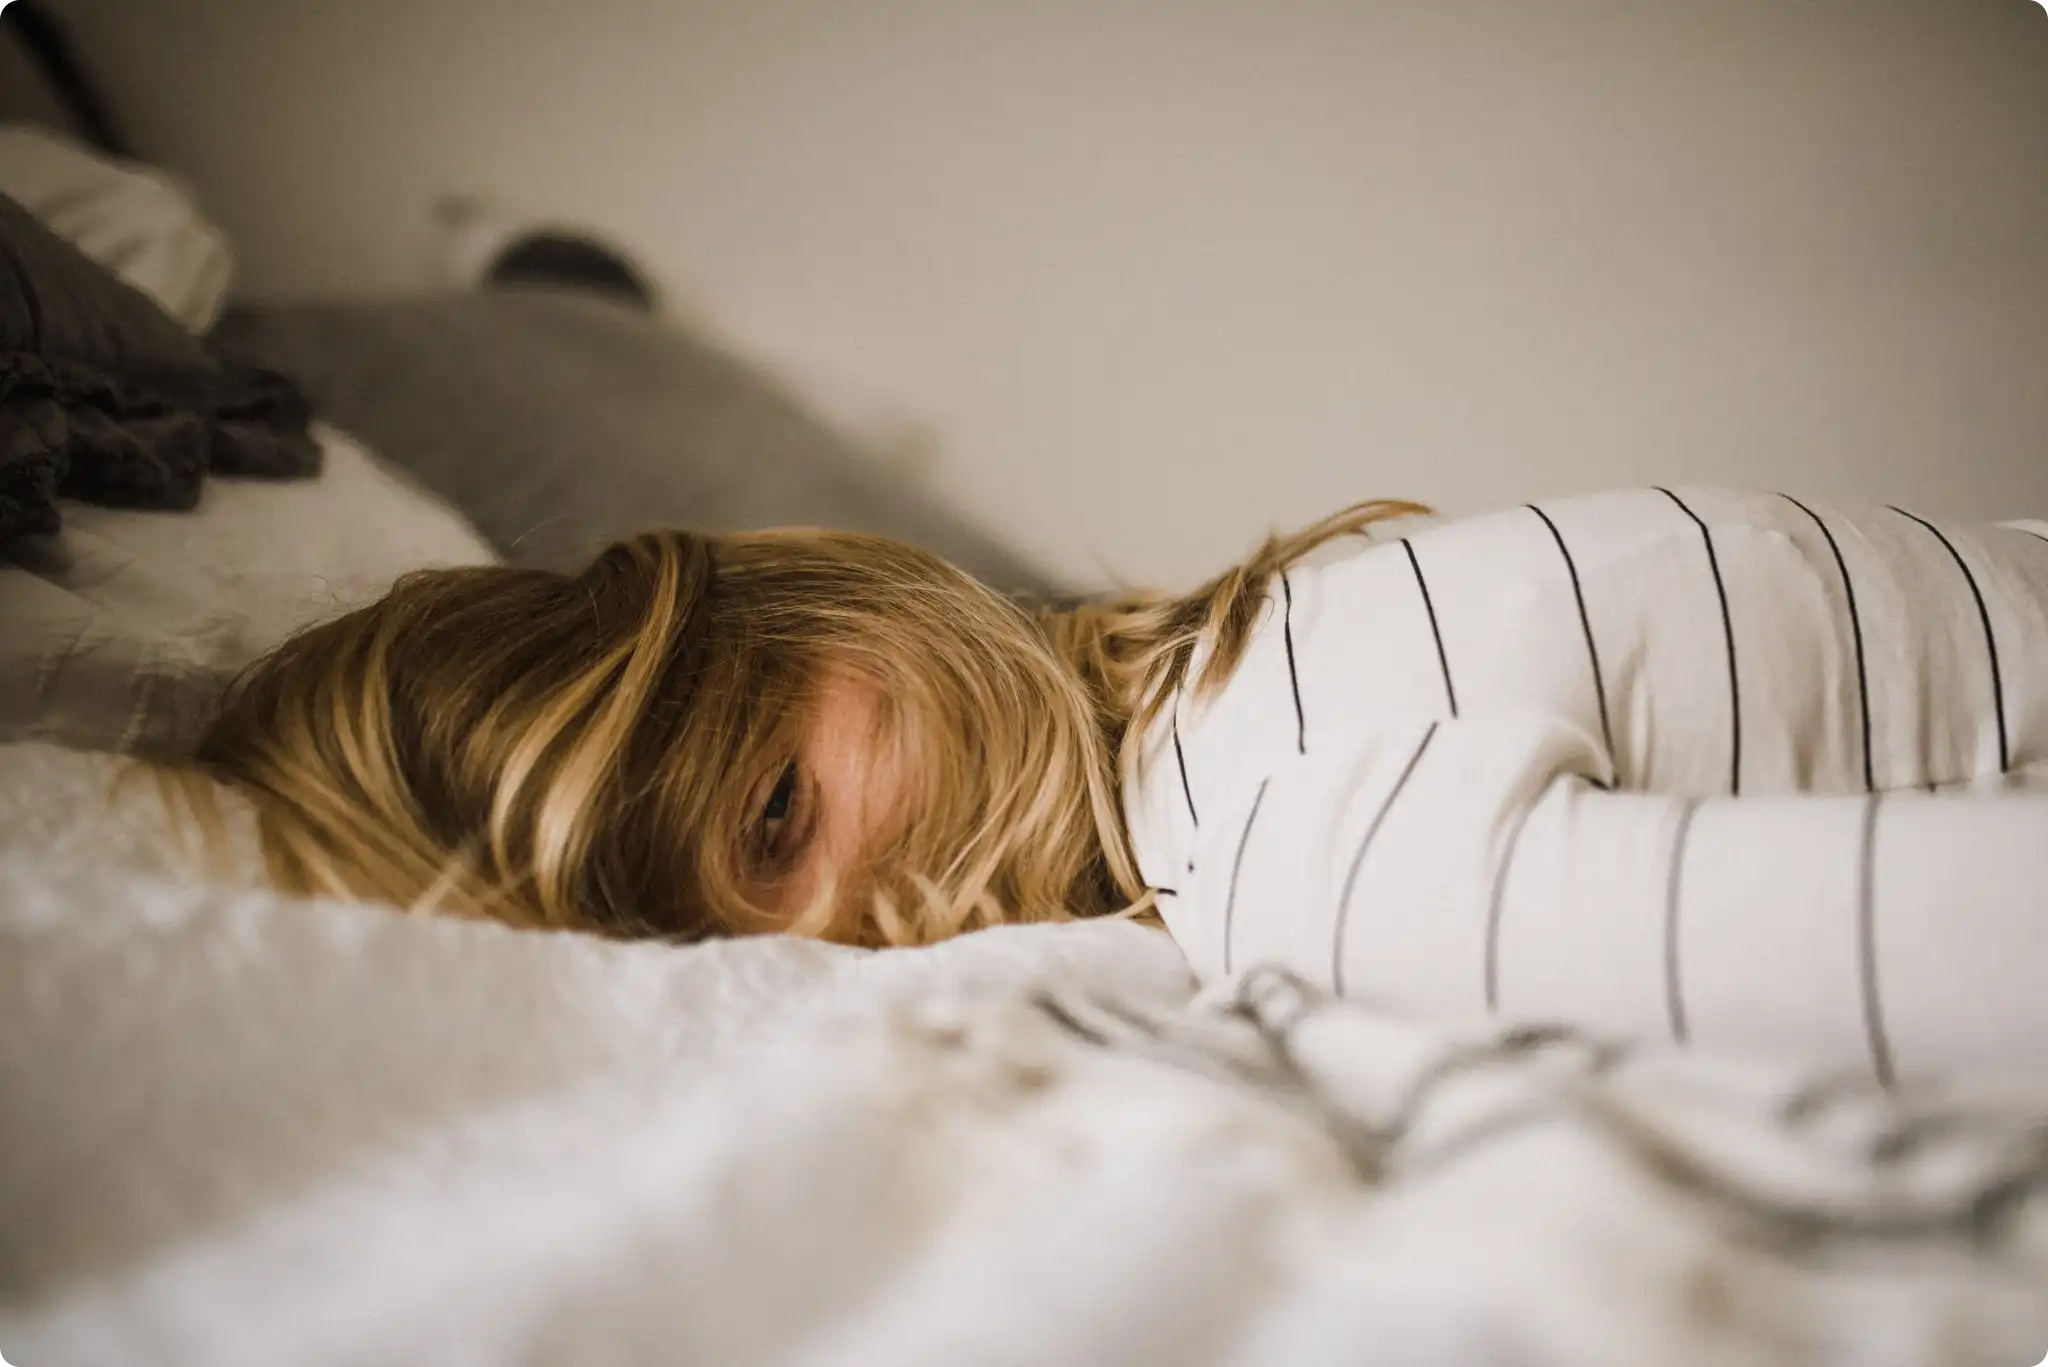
1131,491,2048,1083
1493,783,2048,1082
1170,713,1609,1021
1173,714,2048,1083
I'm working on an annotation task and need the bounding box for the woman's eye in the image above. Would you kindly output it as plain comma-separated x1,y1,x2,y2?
751,761,813,874
765,758,794,823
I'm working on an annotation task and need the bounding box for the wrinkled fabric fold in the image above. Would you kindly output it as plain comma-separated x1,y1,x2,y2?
0,191,316,546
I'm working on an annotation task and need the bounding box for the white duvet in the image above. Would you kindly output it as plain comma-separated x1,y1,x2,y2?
2,745,2044,1367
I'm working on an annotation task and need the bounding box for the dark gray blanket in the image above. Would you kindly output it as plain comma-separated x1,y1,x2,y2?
0,192,318,546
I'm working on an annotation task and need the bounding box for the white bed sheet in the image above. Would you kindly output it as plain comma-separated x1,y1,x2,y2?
1,745,2043,1367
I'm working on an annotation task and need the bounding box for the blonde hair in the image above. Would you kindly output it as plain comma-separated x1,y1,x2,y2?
190,501,1426,947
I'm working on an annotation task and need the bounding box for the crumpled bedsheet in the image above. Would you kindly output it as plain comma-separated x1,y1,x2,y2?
1,845,2042,1366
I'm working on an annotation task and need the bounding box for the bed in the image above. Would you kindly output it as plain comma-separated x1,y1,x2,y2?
4,742,2044,1367
2,11,2044,1365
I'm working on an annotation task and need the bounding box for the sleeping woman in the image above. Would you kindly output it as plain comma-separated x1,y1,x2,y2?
185,490,2048,1077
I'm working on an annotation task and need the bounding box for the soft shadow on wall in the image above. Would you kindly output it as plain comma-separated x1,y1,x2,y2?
52,0,2048,589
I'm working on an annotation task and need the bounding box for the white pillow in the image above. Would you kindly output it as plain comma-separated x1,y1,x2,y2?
0,423,498,757
0,122,234,333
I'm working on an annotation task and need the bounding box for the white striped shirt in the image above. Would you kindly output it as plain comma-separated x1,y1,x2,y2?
1123,489,2048,1083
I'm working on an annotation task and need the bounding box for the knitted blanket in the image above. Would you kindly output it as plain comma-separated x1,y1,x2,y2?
0,191,316,546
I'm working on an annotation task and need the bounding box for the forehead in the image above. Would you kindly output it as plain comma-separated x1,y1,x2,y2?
803,670,919,857
809,668,881,731
804,668,909,772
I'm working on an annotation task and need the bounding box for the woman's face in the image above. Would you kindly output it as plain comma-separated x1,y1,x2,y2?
741,670,916,931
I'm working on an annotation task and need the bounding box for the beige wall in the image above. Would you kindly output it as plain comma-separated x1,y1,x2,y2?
59,0,2048,588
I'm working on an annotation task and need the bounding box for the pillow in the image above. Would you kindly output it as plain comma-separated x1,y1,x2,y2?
0,123,234,333
0,423,497,757
214,289,1057,596
0,190,318,547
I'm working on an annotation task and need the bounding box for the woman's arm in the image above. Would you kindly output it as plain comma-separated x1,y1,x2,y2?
1173,713,2048,1084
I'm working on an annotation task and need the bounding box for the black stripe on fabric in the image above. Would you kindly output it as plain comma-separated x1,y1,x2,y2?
1779,495,1874,793
1889,507,2009,774
1663,798,1703,1046
1482,791,1542,1015
1656,488,1742,796
1220,777,1272,976
1331,722,1439,994
1172,711,1200,830
1151,886,1180,898
1527,505,1615,760
1403,539,1458,718
1280,572,1306,754
2018,527,2048,547
1858,793,1895,1087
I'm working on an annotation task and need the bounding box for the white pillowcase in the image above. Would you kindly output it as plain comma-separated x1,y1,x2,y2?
0,122,234,333
0,424,498,757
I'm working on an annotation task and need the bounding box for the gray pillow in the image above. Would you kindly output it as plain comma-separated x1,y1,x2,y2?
214,290,1055,596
